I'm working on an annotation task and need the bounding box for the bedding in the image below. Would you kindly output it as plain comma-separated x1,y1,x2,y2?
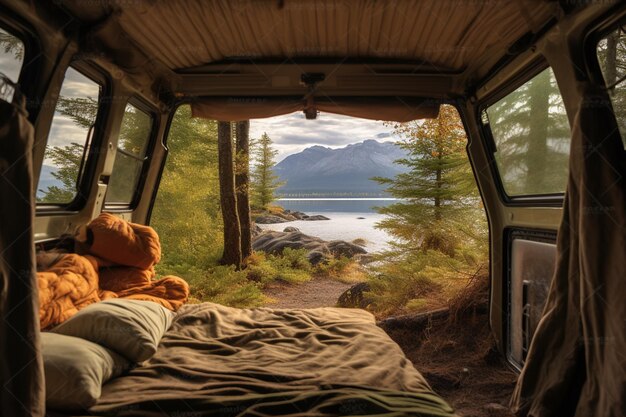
42,333,130,409
56,302,456,416
36,213,189,329
52,299,174,362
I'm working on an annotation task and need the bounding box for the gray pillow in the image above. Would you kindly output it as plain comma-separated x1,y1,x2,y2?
42,332,129,409
52,299,173,362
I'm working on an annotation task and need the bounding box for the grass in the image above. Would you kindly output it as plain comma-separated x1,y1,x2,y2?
363,248,489,318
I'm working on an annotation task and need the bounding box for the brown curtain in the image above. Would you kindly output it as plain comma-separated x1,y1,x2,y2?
0,99,44,416
191,96,439,122
511,83,626,417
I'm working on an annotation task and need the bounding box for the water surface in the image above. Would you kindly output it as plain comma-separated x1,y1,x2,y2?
258,199,397,253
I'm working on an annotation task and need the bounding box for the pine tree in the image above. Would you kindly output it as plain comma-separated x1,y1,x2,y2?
251,132,283,209
373,105,482,256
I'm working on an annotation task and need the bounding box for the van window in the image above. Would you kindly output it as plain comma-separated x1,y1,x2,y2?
483,67,570,197
36,67,101,204
596,26,626,148
105,103,152,205
0,28,24,83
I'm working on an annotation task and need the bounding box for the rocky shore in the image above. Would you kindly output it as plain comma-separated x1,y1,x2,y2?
254,209,330,224
252,226,367,265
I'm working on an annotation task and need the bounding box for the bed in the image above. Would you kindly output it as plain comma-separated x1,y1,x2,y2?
53,302,456,417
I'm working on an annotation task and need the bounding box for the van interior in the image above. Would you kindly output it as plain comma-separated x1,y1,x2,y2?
0,1,624,416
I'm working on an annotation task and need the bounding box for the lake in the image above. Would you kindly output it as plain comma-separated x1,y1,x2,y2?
258,198,397,253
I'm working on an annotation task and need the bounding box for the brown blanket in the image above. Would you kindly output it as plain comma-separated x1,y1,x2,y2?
78,303,456,416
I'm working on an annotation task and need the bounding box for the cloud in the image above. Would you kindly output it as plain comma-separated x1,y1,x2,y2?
249,111,398,161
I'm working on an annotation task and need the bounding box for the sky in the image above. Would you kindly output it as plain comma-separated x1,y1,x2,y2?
249,111,400,162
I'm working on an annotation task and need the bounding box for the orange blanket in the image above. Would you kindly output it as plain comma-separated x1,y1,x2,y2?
37,214,189,329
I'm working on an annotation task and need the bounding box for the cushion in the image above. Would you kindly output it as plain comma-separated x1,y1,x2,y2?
52,299,173,362
42,332,129,409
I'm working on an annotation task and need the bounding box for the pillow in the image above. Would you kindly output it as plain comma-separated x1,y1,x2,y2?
52,299,173,362
42,332,129,409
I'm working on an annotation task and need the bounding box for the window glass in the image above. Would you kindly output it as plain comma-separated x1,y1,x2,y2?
37,67,101,203
484,67,571,197
0,28,24,83
596,26,626,148
105,103,152,204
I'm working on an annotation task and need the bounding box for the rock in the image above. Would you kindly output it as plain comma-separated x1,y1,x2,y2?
337,282,373,308
251,224,264,237
307,251,327,266
255,215,291,224
328,240,368,258
301,214,330,221
283,226,300,233
290,211,307,220
356,217,366,220
252,230,367,266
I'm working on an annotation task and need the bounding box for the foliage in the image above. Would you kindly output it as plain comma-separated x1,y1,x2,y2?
373,105,486,257
0,31,24,60
246,249,313,284
484,68,570,195
151,105,223,273
368,105,488,316
37,96,99,203
251,132,284,208
37,142,84,203
160,263,265,308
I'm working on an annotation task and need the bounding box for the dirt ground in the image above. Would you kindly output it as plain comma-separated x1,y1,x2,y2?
263,275,517,417
262,276,353,308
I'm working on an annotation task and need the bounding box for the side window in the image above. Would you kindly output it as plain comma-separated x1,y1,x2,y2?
596,26,626,148
0,27,25,99
483,67,571,197
105,103,153,205
37,67,101,204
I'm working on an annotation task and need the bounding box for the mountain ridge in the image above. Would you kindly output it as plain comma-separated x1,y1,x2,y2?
274,140,407,197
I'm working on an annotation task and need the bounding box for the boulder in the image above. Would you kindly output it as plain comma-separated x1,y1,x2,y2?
252,230,367,266
328,240,368,258
254,215,291,224
302,214,330,221
337,282,373,308
283,226,300,233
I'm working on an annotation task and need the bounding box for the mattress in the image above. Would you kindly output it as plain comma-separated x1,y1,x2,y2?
67,302,456,416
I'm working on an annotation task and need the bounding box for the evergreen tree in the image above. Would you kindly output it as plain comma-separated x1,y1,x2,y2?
251,132,283,209
373,105,482,256
484,68,570,195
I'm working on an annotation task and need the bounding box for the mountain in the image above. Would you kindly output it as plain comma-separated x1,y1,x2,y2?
274,140,408,196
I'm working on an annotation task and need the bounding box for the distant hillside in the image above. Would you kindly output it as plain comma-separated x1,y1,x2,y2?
274,140,408,197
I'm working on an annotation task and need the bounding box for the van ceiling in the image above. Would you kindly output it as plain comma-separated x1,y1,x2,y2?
56,0,561,99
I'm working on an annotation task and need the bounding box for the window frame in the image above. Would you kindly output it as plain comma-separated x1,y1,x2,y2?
104,96,159,211
477,59,570,207
36,61,111,213
0,10,41,120
585,14,626,148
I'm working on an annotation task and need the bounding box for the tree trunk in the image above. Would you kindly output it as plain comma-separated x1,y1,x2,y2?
217,121,242,268
235,120,252,261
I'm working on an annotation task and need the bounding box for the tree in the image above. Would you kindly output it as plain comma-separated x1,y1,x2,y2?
235,121,252,261
373,105,483,256
484,68,570,195
251,132,283,209
217,121,242,267
38,96,99,202
150,105,223,269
